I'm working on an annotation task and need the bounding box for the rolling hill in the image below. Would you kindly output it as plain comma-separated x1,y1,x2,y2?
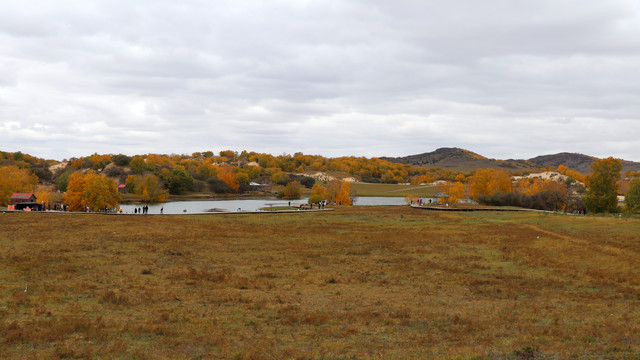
383,148,640,175
381,147,531,173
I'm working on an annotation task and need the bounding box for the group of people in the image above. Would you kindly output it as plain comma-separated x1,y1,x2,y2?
409,199,432,206
133,206,163,214
309,201,327,209
134,206,150,214
294,200,327,210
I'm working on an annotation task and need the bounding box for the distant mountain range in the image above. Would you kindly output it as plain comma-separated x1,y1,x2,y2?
381,147,640,174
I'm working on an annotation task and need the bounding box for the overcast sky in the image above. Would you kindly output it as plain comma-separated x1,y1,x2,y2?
1,0,639,161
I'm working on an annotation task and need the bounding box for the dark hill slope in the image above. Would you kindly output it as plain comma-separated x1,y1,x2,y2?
384,148,640,175
524,153,640,175
381,147,530,172
524,153,596,174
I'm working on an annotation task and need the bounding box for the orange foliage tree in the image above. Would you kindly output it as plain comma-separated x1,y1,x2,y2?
283,181,301,199
217,166,240,192
64,172,87,210
34,187,64,208
326,179,352,205
65,171,120,211
514,177,569,211
410,174,434,185
83,172,120,211
439,181,466,203
557,164,586,183
0,165,38,205
515,178,567,196
469,169,512,200
311,184,330,199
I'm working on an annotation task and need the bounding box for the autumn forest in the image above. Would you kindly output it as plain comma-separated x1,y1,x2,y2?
1,149,639,213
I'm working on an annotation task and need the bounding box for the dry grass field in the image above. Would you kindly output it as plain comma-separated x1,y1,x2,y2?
1,208,640,359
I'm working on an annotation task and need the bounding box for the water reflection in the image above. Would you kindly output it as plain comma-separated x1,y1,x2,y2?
119,197,406,214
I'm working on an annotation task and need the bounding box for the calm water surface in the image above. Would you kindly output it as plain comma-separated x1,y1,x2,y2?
119,197,406,214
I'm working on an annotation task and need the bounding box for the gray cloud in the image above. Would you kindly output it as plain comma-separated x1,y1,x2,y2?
1,0,639,161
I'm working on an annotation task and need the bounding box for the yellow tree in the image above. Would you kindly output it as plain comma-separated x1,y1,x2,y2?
0,165,38,205
324,179,353,205
326,179,342,201
283,181,301,199
34,188,53,207
439,181,466,203
410,174,434,185
125,174,168,202
335,180,353,205
125,174,140,193
65,171,120,211
516,178,566,196
137,174,168,202
557,164,586,183
83,172,120,211
469,169,512,200
64,172,87,211
310,184,330,199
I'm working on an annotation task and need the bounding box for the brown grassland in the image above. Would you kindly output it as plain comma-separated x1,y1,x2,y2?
1,208,640,359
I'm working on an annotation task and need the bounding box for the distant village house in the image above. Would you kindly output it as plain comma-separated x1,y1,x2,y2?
10,193,45,211
11,192,36,205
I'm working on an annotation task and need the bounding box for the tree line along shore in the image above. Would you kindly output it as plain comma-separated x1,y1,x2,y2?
1,150,639,214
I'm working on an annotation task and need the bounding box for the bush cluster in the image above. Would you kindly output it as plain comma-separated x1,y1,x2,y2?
477,190,566,211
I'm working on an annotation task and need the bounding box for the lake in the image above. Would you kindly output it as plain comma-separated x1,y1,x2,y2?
119,197,408,214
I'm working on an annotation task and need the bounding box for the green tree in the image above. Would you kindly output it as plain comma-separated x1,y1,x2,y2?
130,156,146,174
162,169,193,194
125,174,168,202
308,194,323,204
300,176,315,188
138,174,168,202
624,177,640,212
270,171,290,186
584,157,622,213
55,169,74,192
112,154,131,166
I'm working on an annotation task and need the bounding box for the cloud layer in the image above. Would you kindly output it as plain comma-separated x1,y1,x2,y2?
2,0,639,161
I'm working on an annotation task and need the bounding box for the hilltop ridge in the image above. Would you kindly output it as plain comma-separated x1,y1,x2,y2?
383,148,640,174
381,147,529,172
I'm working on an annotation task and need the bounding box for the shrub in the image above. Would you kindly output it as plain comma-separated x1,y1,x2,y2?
207,177,231,193
300,176,315,188
308,194,323,204
477,190,566,211
111,154,131,166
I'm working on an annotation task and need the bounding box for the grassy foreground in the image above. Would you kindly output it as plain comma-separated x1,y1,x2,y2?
1,208,640,359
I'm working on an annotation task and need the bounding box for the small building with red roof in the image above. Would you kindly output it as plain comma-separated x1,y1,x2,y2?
9,193,44,211
10,193,36,205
